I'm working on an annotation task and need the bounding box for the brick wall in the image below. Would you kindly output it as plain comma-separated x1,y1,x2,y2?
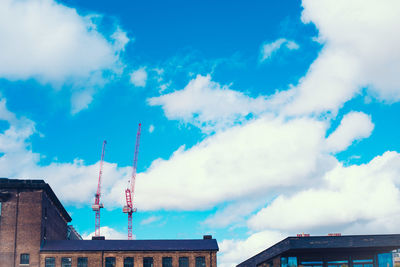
41,191,69,241
40,250,218,267
0,188,70,267
0,188,19,267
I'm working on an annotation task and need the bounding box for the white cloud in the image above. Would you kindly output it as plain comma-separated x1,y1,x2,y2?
0,0,129,113
248,151,400,233
140,215,162,225
130,67,148,87
148,75,269,132
148,124,155,133
134,115,335,210
203,199,266,228
326,111,374,153
280,0,400,115
218,230,286,267
82,226,128,240
260,38,299,62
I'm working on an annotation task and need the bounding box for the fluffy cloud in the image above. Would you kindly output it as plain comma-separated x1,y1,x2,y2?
0,0,129,113
134,115,334,210
148,75,269,132
130,67,148,87
260,38,299,62
325,111,374,153
281,0,400,115
218,230,286,267
248,151,400,233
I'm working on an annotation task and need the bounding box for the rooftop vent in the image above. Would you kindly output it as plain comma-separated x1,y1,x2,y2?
92,236,105,240
203,235,212,240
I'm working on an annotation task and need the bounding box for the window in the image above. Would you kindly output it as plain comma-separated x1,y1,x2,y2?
143,257,154,267
281,257,297,267
78,257,88,267
300,261,323,267
179,257,189,267
327,260,348,267
61,257,72,267
379,253,393,267
196,257,206,267
124,257,134,267
20,254,29,264
45,257,55,267
163,257,172,267
105,257,116,267
353,259,373,267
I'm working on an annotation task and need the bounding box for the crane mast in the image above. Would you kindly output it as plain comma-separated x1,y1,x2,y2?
92,140,107,237
123,123,141,240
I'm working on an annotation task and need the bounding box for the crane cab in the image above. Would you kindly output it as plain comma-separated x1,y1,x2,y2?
123,206,137,213
92,203,104,211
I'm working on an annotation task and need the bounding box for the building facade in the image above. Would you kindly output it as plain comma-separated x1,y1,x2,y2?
0,178,218,267
237,235,400,267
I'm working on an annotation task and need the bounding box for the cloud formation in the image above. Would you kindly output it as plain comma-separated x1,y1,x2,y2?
130,68,148,87
0,0,129,113
148,75,269,132
280,0,400,115
260,38,299,62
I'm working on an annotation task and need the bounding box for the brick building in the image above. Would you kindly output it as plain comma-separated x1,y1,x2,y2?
0,178,219,267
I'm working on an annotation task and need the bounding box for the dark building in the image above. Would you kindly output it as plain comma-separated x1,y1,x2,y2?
0,178,219,267
237,235,400,267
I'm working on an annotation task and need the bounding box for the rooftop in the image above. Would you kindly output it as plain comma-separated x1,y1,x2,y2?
238,234,400,267
0,178,72,222
41,239,219,252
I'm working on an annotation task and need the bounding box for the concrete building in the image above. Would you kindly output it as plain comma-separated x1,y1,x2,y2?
237,235,400,267
0,178,218,267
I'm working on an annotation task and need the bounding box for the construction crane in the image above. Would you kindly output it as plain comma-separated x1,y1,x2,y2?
92,140,107,237
123,123,142,240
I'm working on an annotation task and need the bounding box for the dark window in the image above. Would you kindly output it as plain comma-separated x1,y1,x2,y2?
78,257,88,267
163,257,172,267
124,257,134,267
196,257,206,267
61,257,72,267
45,258,55,267
20,254,29,264
179,257,189,267
143,257,154,267
106,257,116,267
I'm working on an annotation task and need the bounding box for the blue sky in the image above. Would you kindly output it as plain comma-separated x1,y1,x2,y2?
1,0,400,266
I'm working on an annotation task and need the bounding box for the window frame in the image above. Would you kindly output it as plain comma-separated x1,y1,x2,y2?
77,257,88,267
45,257,55,267
124,257,134,267
105,257,116,267
143,257,154,267
20,253,30,265
196,256,206,267
179,257,189,267
61,257,72,267
162,257,173,267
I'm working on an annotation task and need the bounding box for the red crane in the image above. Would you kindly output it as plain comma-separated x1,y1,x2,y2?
92,140,107,237
123,123,142,240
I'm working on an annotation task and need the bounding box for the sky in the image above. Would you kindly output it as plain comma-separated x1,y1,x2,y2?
1,0,400,266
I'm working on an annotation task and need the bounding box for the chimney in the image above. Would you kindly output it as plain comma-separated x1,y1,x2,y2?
203,235,212,240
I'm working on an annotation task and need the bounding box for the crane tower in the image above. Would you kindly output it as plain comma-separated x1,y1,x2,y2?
92,140,107,237
123,123,142,240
